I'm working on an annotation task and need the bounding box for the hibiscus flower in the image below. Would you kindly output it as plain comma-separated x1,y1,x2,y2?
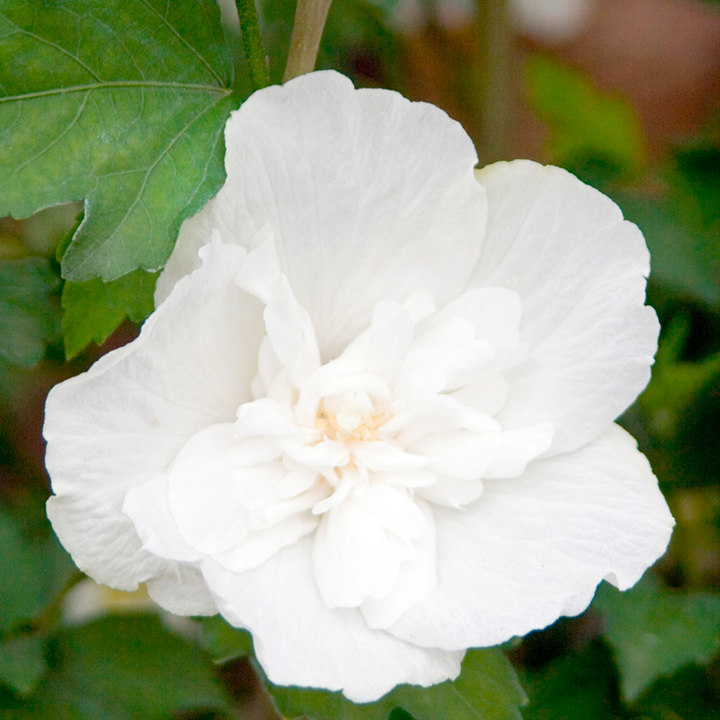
44,71,674,703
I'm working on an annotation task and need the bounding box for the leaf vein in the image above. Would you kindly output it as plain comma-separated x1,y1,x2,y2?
11,91,90,179
5,19,103,82
137,0,225,87
0,80,232,103
71,96,228,276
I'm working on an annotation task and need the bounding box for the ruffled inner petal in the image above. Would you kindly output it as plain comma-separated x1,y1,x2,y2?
313,483,429,608
166,424,320,567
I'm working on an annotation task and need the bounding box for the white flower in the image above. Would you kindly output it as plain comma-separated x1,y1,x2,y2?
45,71,674,703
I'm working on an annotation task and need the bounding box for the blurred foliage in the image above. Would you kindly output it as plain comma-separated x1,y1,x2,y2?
0,503,76,635
596,575,720,699
201,615,254,665
520,640,622,720
525,56,647,179
633,662,720,720
0,258,60,367
1,0,720,719
0,615,234,719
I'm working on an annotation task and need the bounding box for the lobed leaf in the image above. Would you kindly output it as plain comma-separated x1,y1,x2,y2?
61,269,156,358
0,0,237,282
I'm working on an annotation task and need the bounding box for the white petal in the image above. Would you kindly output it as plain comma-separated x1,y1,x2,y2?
361,500,438,629
469,160,659,453
146,565,218,616
44,244,263,589
408,430,498,481
45,243,266,590
46,492,167,591
235,398,315,442
313,484,427,608
387,424,674,649
123,475,201,563
364,300,414,386
415,475,485,508
47,242,263,496
201,538,463,702
214,514,318,573
450,373,509,416
154,198,232,304
389,394,499,447
167,424,256,555
81,473,211,612
349,441,428,472
484,422,554,479
262,276,321,385
420,287,524,361
217,70,486,358
167,424,310,560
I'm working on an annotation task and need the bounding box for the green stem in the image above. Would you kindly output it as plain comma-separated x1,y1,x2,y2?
476,0,512,164
283,0,334,82
235,0,270,90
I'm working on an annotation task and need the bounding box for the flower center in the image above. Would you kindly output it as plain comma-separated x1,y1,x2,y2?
315,391,387,442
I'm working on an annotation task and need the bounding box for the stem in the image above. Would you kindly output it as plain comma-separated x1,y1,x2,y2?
476,0,512,164
235,0,270,90
283,0,333,82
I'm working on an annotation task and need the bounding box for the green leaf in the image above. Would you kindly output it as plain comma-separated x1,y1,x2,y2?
595,576,720,700
631,663,720,720
0,634,46,696
0,256,60,366
526,56,646,177
61,269,156,358
0,615,232,719
201,615,254,664
269,648,526,720
639,313,720,442
519,640,622,720
0,0,237,282
0,504,76,635
614,190,720,308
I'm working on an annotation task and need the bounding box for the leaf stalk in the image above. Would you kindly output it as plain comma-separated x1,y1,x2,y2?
235,0,271,90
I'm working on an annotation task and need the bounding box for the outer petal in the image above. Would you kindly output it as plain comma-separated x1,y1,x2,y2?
44,243,264,590
161,71,486,358
146,566,218,616
201,538,463,703
386,424,674,650
469,160,659,453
